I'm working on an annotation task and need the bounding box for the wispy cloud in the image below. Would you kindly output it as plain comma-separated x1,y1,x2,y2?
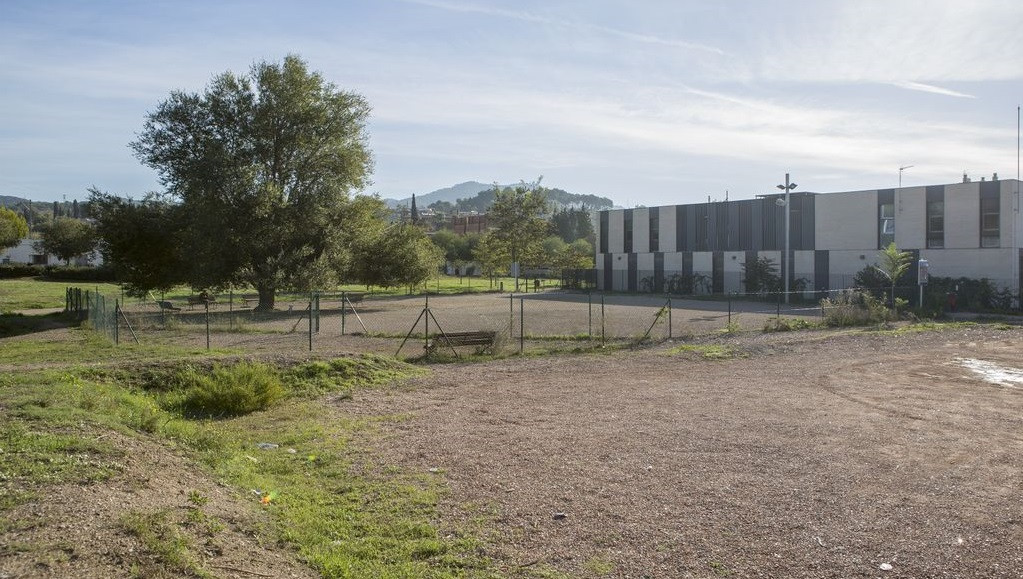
402,0,724,55
891,81,976,99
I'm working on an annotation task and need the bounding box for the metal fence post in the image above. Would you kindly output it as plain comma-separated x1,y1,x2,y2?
509,293,514,338
588,291,593,339
308,292,314,352
229,289,234,330
425,294,430,352
601,293,606,347
205,302,211,351
114,299,120,345
519,297,524,353
341,291,347,335
728,293,732,327
668,297,673,339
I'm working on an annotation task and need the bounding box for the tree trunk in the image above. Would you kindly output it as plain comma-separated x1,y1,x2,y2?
256,284,276,311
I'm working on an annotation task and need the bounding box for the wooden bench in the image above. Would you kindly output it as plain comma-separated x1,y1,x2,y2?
158,300,181,312
425,330,497,355
187,295,216,308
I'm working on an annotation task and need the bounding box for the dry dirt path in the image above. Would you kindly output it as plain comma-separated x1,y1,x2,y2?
343,327,1023,578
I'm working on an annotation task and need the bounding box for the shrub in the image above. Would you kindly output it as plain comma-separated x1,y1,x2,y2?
40,265,117,282
174,363,284,418
0,264,40,279
821,290,892,327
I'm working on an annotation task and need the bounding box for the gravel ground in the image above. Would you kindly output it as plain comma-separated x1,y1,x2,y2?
342,325,1023,578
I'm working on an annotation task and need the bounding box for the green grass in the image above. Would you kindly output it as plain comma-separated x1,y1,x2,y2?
0,346,492,578
0,278,123,312
121,509,213,578
0,325,236,367
665,343,739,360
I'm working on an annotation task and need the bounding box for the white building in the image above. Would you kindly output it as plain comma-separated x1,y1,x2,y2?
595,177,1022,300
1,238,101,266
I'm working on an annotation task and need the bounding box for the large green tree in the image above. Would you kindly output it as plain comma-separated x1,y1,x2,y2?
129,55,373,310
476,182,551,290
352,223,443,289
0,207,29,250
36,217,97,265
89,191,186,295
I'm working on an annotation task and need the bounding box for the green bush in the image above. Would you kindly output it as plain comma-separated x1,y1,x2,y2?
821,290,892,327
0,264,41,279
173,363,284,418
40,265,117,282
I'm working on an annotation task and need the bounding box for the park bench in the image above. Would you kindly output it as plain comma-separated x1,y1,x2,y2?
425,330,497,355
187,294,216,308
157,300,181,312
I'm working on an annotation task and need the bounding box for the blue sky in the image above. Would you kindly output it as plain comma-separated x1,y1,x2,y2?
1,0,1021,206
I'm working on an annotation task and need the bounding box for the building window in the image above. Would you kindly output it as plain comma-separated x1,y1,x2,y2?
926,200,944,248
623,210,633,253
599,211,608,254
649,210,659,252
981,196,1000,247
879,202,895,248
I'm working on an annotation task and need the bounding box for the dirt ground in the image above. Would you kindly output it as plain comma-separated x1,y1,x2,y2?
119,291,817,355
3,315,1022,578
343,325,1023,578
0,430,317,579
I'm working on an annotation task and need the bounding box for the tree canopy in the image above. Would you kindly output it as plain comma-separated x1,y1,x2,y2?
474,182,551,290
126,55,374,309
36,217,97,265
0,207,29,250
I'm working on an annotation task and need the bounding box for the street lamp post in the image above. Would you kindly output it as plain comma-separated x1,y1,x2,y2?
776,173,797,304
899,165,913,188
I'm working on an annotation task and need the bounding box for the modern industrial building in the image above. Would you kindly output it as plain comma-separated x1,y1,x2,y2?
595,176,1022,300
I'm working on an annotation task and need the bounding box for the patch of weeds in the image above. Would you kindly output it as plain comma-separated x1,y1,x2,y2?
873,321,977,336
709,560,731,576
121,509,211,578
0,419,120,511
993,322,1016,331
666,344,738,360
187,490,209,506
583,556,616,575
720,320,742,334
284,354,422,397
763,317,819,332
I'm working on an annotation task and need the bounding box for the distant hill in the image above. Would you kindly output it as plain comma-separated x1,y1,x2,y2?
1,195,32,208
385,182,614,212
385,181,493,208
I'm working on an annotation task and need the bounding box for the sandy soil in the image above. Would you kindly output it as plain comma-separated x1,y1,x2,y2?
342,325,1023,578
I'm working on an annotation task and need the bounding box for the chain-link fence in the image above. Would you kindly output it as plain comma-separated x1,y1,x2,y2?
66,278,1017,358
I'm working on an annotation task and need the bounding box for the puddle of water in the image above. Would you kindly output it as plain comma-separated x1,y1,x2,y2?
958,358,1023,389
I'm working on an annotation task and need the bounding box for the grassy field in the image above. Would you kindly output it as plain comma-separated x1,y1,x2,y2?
0,278,123,312
0,321,497,577
0,274,541,313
